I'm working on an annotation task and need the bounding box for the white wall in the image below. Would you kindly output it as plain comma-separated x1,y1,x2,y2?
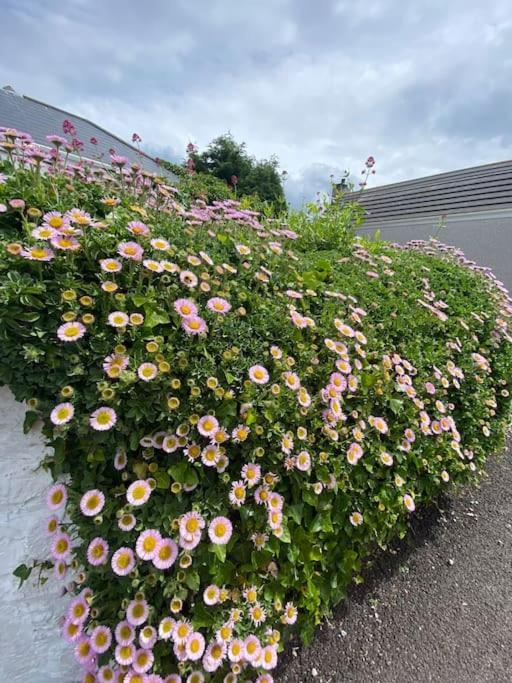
0,387,79,682
357,208,512,292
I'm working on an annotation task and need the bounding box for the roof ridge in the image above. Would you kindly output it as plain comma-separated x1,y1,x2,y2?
21,94,157,164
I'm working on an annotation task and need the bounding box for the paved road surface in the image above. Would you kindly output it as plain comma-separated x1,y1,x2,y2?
278,445,512,683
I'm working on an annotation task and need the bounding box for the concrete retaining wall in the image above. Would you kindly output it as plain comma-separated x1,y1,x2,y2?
357,208,512,293
0,387,78,682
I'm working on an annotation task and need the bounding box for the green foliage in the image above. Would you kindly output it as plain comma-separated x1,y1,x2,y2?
0,150,511,681
192,134,286,212
289,197,366,253
159,159,234,204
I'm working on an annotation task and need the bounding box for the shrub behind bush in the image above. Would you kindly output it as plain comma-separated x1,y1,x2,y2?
0,132,511,683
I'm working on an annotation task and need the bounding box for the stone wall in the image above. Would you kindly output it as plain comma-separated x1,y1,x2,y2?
0,387,78,682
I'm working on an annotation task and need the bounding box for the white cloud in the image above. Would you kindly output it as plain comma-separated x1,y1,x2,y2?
1,0,511,206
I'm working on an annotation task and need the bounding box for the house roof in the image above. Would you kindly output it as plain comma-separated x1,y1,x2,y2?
0,85,177,181
341,159,512,222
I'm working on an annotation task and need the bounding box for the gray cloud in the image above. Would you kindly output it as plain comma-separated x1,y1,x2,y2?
1,0,511,206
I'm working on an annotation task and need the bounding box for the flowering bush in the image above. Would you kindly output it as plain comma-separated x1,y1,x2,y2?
0,127,511,683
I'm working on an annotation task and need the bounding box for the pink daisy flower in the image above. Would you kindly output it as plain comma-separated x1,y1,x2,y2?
45,514,59,536
68,596,90,624
50,402,75,425
51,532,72,560
89,406,117,431
208,516,233,545
115,642,135,666
174,298,198,317
158,617,175,641
151,237,170,250
118,513,136,531
227,638,244,663
87,537,109,566
98,666,116,682
136,529,161,560
137,362,158,381
74,636,94,666
206,297,231,314
203,584,221,606
179,511,205,539
46,483,67,510
259,645,278,670
185,632,205,661
229,480,247,507
90,625,112,654
139,625,157,649
197,414,219,437
244,635,262,662
181,315,207,335
99,258,122,273
153,537,178,570
127,220,150,236
51,235,80,251
179,270,198,288
111,547,136,576
248,364,269,384
133,647,154,674
296,450,311,471
80,489,105,516
21,246,55,261
126,599,149,626
57,321,86,342
403,494,416,512
126,480,152,506
62,617,83,643
118,241,144,261
347,442,363,465
108,311,129,328
115,621,135,645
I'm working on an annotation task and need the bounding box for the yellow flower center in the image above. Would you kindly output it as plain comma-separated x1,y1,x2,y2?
143,536,157,552
64,325,79,337
51,490,63,504
95,632,108,647
117,553,131,569
214,523,226,537
186,518,199,533
86,495,99,510
132,485,146,500
48,216,63,228
56,539,69,553
158,544,171,560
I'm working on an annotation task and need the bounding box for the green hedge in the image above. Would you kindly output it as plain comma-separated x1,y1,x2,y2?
0,140,511,683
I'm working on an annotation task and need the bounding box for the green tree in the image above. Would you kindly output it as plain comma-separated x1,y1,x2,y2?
191,134,286,212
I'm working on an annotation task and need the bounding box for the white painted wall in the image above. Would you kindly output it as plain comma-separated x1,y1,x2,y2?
0,387,79,682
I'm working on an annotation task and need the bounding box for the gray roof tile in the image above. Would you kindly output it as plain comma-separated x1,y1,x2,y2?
0,87,177,181
341,160,512,221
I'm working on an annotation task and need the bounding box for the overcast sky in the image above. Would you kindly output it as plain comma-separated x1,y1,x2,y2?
1,0,511,205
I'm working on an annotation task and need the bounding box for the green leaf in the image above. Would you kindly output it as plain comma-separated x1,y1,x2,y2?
288,503,303,525
389,398,404,415
210,543,227,563
23,410,39,434
185,571,200,591
144,309,170,328
245,410,257,426
154,471,170,489
13,563,32,587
